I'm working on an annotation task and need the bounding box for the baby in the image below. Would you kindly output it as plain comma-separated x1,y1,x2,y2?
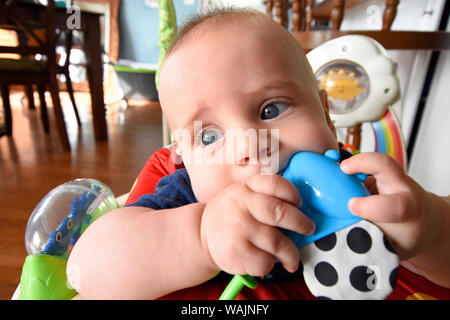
67,8,450,299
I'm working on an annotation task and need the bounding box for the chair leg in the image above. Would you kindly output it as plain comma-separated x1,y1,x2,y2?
63,30,81,126
48,78,70,151
25,84,36,110
1,86,12,136
65,71,81,126
37,84,50,134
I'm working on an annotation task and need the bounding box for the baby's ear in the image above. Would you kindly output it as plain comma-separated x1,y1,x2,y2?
170,142,184,165
319,89,337,139
174,142,182,156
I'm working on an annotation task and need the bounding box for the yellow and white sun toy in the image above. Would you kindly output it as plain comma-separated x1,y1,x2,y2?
307,35,407,168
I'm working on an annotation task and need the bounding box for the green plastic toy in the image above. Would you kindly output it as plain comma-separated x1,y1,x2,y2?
219,275,258,300
155,0,177,90
18,179,118,300
19,255,75,300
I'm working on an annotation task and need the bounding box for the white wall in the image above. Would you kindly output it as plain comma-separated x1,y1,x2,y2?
408,16,450,196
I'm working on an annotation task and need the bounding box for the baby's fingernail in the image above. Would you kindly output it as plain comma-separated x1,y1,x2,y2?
340,161,349,172
306,219,316,235
297,197,303,208
288,262,299,273
348,198,358,214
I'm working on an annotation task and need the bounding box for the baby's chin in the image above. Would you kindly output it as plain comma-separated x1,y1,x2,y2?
191,181,223,204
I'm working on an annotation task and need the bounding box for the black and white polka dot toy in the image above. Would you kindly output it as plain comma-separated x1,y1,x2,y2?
281,150,399,300
300,219,399,300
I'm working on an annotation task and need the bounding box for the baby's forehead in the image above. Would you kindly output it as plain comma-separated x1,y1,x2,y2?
168,11,294,57
163,19,304,83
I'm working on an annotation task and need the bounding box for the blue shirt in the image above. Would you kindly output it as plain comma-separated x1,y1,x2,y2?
127,168,198,210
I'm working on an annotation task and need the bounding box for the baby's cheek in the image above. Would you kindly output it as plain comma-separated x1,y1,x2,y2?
188,165,228,203
285,119,337,153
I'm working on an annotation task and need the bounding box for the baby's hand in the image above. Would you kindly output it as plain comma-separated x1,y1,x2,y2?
200,174,315,277
341,152,441,260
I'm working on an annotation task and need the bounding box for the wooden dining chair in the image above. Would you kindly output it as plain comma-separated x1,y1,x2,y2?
265,0,392,32
19,27,82,126
0,0,70,151
55,28,81,125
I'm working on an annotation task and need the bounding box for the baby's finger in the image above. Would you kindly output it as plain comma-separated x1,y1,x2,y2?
245,174,301,208
249,225,300,273
341,152,407,188
246,193,315,235
349,193,415,223
232,241,277,277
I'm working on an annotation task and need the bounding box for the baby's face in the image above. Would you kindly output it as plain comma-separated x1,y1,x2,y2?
158,18,338,203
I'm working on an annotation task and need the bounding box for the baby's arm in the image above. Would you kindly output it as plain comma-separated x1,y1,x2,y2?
67,203,218,299
67,174,312,299
341,153,450,288
403,194,450,287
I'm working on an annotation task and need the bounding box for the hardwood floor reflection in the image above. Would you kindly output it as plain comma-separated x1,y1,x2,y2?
0,91,163,299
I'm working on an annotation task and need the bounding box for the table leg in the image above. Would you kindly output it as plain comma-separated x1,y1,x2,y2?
1,86,12,136
83,14,108,140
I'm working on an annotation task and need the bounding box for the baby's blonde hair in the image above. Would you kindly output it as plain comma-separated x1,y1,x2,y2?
162,7,314,78
166,7,276,58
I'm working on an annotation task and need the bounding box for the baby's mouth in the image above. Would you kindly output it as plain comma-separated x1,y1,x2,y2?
276,167,286,176
276,159,290,176
276,150,304,176
278,150,292,173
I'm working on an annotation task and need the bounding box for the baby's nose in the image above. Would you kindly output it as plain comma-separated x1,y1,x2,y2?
235,136,257,165
235,144,273,166
230,129,279,173
226,129,258,165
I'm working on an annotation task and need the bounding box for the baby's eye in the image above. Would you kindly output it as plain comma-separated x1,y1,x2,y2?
201,128,223,146
260,102,289,120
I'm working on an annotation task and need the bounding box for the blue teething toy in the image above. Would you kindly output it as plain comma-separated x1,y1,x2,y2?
280,149,369,248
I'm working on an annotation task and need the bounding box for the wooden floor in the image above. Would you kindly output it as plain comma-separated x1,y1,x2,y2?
0,91,163,299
